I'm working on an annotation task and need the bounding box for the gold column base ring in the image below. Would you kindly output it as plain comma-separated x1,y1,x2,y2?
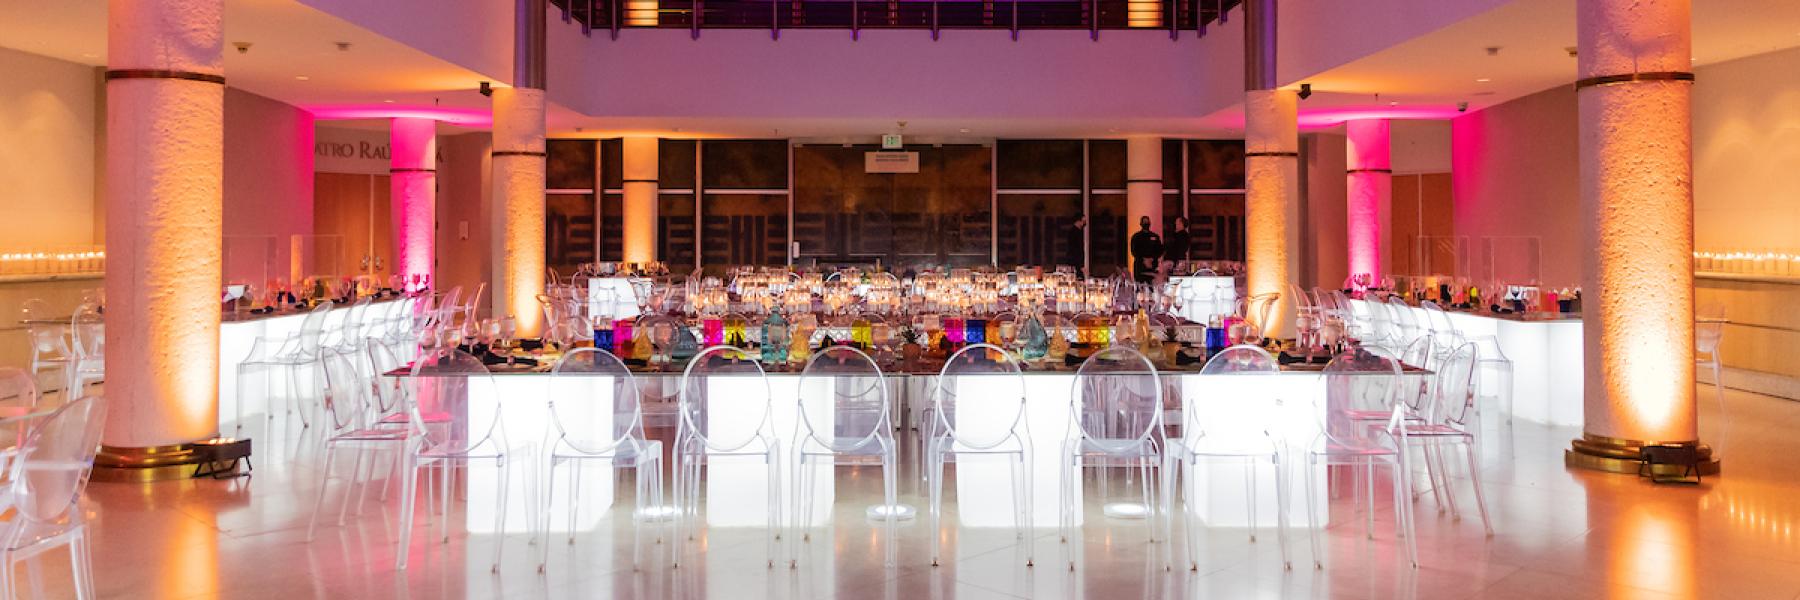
1565,433,1721,477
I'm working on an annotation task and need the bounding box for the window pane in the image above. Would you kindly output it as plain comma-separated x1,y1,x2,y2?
1187,139,1246,190
658,193,696,267
996,193,1083,270
996,140,1081,189
1188,193,1246,261
793,144,990,270
1088,139,1126,190
702,140,788,189
1089,193,1128,276
793,145,891,265
659,139,697,189
546,139,596,190
599,139,623,189
701,193,787,267
546,193,595,274
599,193,623,262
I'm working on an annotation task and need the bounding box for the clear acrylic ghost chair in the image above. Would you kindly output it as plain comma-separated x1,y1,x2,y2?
1289,284,1319,350
1417,301,1465,364
0,395,105,600
0,370,40,465
1164,345,1291,571
1466,334,1515,426
19,300,71,400
459,282,488,329
234,302,333,432
66,305,104,400
326,297,373,352
308,349,411,540
791,345,896,568
1696,308,1728,458
395,347,523,572
1384,296,1422,348
673,345,783,569
926,343,1034,568
541,348,664,572
1304,349,1418,569
1060,346,1164,571
1401,343,1493,536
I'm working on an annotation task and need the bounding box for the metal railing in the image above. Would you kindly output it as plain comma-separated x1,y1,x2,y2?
552,0,1241,40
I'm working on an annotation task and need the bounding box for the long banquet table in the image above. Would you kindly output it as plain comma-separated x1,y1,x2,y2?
398,358,1407,535
221,298,406,432
1347,299,1584,427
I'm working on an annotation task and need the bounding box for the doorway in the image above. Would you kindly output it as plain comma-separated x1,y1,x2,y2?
313,172,394,281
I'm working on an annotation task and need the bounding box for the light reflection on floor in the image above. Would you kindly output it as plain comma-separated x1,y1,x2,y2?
17,385,1800,599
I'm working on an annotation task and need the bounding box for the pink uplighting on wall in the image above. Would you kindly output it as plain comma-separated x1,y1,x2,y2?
305,105,492,127
1345,118,1391,281
390,117,437,292
1298,106,1465,129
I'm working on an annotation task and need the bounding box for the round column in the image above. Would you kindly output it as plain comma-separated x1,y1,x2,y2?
1345,119,1391,283
493,86,547,338
1244,89,1298,339
100,0,225,455
621,137,660,265
1126,136,1164,235
389,117,437,292
1567,0,1709,474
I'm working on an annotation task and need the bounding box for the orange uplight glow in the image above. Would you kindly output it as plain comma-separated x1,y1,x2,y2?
1127,0,1162,27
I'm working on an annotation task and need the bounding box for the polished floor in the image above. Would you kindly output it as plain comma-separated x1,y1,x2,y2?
27,386,1800,599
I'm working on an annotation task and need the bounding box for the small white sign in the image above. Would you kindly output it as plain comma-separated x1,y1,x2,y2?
865,151,920,174
881,134,904,150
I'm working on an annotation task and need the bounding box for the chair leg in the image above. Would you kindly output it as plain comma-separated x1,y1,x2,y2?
1392,461,1419,568
1272,455,1291,570
1304,455,1322,569
928,446,944,567
1363,461,1376,540
1464,442,1494,537
1022,451,1035,568
540,460,557,573
493,457,509,572
307,445,337,541
396,453,419,570
1246,456,1258,542
341,450,368,525
882,451,898,569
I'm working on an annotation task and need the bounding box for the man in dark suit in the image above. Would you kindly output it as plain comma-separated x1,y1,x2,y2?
1129,216,1162,284
1163,216,1191,271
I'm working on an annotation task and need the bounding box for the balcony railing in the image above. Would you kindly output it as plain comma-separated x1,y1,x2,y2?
551,0,1241,39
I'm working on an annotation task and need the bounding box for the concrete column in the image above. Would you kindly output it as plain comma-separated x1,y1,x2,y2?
621,137,660,264
1242,0,1296,339
493,0,548,337
389,117,436,292
101,0,225,449
1344,119,1391,283
1567,0,1705,473
492,87,546,338
1126,136,1163,235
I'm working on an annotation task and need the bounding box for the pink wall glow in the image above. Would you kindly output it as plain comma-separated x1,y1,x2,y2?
305,105,491,127
389,117,436,291
1344,119,1391,281
1450,84,1581,289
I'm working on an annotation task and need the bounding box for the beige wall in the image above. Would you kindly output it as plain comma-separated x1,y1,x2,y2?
1303,132,1349,290
1391,120,1451,175
0,47,98,252
1693,45,1800,253
224,88,315,285
437,132,493,318
1450,84,1583,288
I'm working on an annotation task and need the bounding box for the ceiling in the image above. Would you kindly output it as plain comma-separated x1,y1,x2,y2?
1264,0,1800,129
4,0,1799,137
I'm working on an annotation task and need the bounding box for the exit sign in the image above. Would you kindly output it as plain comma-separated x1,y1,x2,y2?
881,134,903,149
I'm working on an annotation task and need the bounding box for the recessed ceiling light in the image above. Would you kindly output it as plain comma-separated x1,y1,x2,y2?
1389,101,1399,106
382,99,395,103
1475,78,1492,83
81,52,97,58
295,75,310,81
958,128,971,133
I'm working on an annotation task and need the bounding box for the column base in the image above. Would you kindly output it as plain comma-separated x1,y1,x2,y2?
94,438,252,483
1564,433,1719,477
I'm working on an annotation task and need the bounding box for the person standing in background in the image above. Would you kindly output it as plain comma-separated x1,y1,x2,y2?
1129,216,1162,284
1162,216,1191,275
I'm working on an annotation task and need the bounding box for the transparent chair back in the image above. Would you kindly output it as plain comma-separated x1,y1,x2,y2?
10,395,106,531
1188,345,1284,455
0,369,38,412
1397,336,1435,413
70,304,104,359
365,343,408,418
679,345,773,452
1071,346,1163,456
1429,343,1480,429
549,348,644,456
797,345,889,454
406,348,502,454
297,302,336,358
1384,296,1418,344
1315,349,1405,454
320,349,371,433
934,344,1028,451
